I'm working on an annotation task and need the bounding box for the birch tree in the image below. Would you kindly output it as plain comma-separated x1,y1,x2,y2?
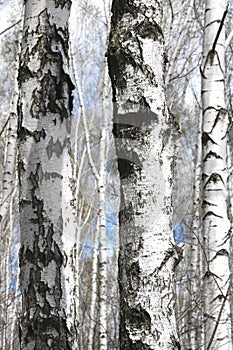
0,87,18,350
108,1,181,348
0,10,22,348
226,11,233,344
17,1,78,349
201,1,232,348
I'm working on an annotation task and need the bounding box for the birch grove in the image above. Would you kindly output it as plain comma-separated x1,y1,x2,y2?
0,0,232,349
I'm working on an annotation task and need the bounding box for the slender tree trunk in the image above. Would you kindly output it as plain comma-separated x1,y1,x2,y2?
88,224,99,350
201,1,232,349
18,1,78,349
0,102,18,233
0,74,18,350
227,143,233,347
108,1,180,349
98,60,109,350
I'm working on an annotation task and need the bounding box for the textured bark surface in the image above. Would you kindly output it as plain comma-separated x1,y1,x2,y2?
201,1,232,349
0,107,18,350
108,1,180,349
18,1,77,349
0,109,17,233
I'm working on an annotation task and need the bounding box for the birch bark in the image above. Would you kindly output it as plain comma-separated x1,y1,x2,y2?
201,1,232,349
0,100,18,234
18,1,78,348
227,143,233,347
88,222,99,350
98,60,110,350
0,66,19,350
108,1,180,349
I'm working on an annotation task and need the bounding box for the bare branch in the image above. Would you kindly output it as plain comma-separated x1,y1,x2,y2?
0,20,21,36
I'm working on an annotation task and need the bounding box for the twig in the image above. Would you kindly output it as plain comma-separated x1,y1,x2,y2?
0,20,21,36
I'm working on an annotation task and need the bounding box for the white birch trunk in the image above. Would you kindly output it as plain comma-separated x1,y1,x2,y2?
0,101,18,233
18,1,78,348
88,224,99,350
9,183,20,350
108,1,180,349
201,1,232,349
0,75,18,350
227,143,233,346
98,60,109,350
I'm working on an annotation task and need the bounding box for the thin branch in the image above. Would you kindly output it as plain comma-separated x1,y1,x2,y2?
80,206,92,230
0,116,9,138
165,0,194,87
212,5,229,52
206,285,230,350
0,20,21,36
70,50,100,183
168,0,174,22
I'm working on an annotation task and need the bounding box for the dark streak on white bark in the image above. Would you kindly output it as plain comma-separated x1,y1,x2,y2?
18,1,76,349
108,1,180,349
201,1,231,348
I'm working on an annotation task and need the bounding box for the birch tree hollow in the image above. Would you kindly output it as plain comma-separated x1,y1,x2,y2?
108,1,180,349
18,1,78,349
201,0,232,349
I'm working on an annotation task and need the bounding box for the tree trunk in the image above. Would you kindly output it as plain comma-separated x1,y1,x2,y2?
18,1,78,349
98,60,109,350
201,1,232,349
227,142,233,348
0,71,19,350
108,1,180,349
88,223,99,350
0,103,18,234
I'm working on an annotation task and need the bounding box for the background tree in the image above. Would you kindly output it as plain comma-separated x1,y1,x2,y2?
69,1,119,348
0,2,22,348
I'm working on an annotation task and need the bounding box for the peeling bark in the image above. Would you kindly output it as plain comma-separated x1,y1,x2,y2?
18,1,77,349
108,1,180,349
201,1,232,349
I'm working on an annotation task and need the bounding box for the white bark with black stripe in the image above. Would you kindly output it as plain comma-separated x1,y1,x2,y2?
18,1,78,349
201,1,232,348
108,1,180,349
